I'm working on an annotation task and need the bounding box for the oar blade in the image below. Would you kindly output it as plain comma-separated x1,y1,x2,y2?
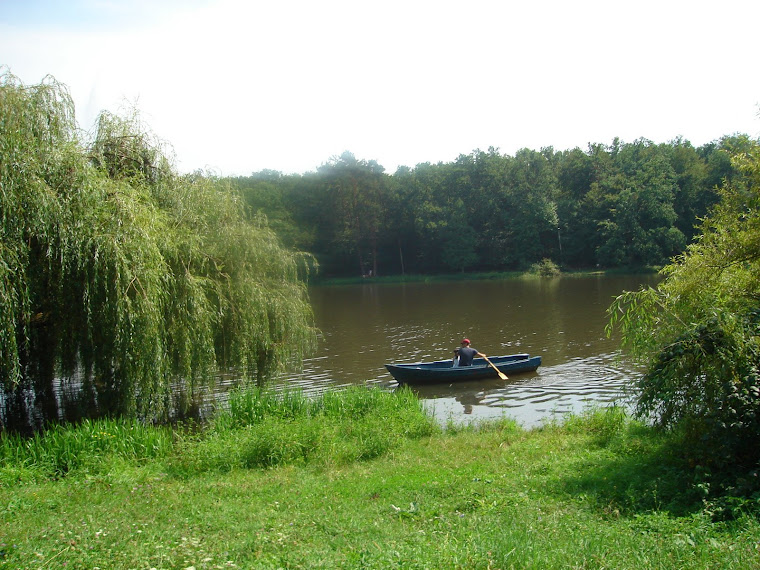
483,355,509,381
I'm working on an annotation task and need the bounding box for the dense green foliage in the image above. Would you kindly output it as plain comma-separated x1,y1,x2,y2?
0,72,317,429
233,137,752,277
608,138,760,487
2,403,759,567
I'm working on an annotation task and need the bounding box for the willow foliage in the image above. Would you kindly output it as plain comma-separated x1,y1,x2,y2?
0,71,316,427
608,137,760,469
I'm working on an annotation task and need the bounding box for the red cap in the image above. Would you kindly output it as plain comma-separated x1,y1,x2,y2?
461,338,470,344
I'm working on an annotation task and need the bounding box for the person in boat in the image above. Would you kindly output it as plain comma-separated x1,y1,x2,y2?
457,338,486,366
452,348,460,367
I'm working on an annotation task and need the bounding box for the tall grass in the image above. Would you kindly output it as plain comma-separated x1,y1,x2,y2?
0,418,173,483
214,384,433,430
171,386,438,474
0,387,438,483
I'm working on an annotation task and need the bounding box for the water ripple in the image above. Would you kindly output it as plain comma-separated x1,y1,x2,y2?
404,353,641,428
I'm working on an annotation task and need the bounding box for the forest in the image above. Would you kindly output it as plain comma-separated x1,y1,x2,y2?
232,136,754,278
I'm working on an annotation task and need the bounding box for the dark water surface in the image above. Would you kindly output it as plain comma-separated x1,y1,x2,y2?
269,274,658,427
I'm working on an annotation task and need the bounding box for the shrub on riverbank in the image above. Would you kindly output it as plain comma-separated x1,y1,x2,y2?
529,258,562,277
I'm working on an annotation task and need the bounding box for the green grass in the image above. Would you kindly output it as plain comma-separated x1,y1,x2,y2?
1,394,759,568
172,386,437,474
0,417,174,483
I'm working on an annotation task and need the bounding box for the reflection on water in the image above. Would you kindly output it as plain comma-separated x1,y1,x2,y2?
261,274,656,427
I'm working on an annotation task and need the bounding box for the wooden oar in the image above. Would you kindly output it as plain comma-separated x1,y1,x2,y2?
482,355,508,380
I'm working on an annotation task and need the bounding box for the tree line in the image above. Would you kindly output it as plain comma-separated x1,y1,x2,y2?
232,136,755,278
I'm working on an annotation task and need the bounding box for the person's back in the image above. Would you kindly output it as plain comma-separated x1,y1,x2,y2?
458,346,478,366
457,338,483,366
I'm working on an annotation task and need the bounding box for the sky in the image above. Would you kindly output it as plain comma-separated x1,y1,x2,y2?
2,0,759,176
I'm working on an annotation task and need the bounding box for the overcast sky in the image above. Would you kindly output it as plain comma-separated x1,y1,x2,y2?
2,0,759,175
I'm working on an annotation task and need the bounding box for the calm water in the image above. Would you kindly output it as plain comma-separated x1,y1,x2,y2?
268,274,658,427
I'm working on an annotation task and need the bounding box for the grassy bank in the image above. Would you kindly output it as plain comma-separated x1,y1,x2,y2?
1,388,758,568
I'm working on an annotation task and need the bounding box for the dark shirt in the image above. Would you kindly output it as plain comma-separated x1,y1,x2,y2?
458,346,479,366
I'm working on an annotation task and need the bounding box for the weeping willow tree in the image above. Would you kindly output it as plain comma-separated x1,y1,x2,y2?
0,71,316,429
608,135,760,472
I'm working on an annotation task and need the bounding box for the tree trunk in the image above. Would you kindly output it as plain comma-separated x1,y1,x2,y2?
398,238,405,275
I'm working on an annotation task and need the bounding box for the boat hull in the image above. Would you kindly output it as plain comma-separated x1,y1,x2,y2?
385,354,541,385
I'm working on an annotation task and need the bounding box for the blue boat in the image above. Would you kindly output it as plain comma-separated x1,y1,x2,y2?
385,353,541,384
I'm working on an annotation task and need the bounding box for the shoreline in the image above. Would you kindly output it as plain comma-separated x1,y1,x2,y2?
309,266,660,287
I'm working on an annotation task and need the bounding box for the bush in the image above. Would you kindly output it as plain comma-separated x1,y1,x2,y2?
530,258,561,277
607,138,760,493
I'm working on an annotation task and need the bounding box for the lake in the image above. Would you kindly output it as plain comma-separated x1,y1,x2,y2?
264,274,658,427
